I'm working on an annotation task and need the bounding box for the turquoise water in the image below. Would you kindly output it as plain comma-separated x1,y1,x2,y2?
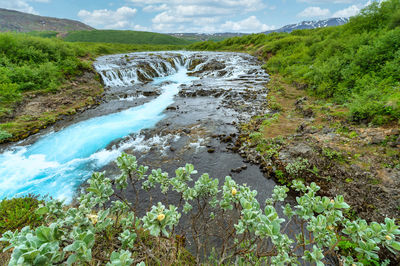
0,66,197,202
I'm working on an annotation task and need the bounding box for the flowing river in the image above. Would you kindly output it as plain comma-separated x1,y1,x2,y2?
0,51,274,203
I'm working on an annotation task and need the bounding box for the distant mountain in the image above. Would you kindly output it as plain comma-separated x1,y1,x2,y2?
263,18,349,34
0,8,93,32
170,18,349,42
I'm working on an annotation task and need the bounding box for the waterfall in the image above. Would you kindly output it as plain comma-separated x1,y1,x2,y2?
95,53,186,87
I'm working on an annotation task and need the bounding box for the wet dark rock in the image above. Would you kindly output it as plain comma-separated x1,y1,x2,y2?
222,135,233,143
207,148,215,153
217,70,227,76
231,167,243,173
231,146,239,152
200,60,225,71
166,106,177,110
170,147,176,152
183,129,191,134
143,91,159,97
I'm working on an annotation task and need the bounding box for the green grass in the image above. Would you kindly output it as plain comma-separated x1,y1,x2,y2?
25,31,58,38
64,30,191,45
189,0,400,125
0,195,44,235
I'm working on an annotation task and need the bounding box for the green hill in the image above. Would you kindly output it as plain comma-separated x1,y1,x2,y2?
64,30,191,45
0,8,93,32
190,0,400,125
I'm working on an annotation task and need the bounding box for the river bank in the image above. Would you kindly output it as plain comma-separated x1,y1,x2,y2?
0,70,104,144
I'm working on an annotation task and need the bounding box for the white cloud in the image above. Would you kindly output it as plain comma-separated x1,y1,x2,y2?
297,0,359,3
133,0,268,33
298,6,331,18
0,0,51,14
221,16,276,32
332,5,360,17
133,24,150,31
128,0,265,12
142,4,168,12
78,6,137,29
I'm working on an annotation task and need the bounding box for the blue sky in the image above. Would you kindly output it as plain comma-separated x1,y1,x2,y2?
0,0,375,33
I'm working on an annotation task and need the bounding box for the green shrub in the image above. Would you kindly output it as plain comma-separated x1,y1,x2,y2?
0,83,20,103
0,195,44,235
0,129,12,141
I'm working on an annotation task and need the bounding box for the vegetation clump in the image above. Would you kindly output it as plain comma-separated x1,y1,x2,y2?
0,195,43,235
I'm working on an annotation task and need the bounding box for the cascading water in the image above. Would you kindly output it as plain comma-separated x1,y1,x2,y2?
0,51,269,202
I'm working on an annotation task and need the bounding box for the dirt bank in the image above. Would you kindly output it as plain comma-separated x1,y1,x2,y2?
0,71,104,144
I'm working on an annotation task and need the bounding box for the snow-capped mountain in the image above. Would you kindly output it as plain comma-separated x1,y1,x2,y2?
263,18,349,34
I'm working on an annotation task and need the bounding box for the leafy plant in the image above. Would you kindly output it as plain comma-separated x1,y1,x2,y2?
322,147,344,161
285,157,310,177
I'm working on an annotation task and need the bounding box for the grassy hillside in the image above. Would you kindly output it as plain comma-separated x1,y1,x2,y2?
0,32,185,142
26,31,59,38
0,8,93,32
190,0,400,125
64,30,191,45
168,33,246,42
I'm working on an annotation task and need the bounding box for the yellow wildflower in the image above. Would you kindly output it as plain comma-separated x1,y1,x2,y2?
157,213,165,222
87,214,98,225
231,188,237,196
